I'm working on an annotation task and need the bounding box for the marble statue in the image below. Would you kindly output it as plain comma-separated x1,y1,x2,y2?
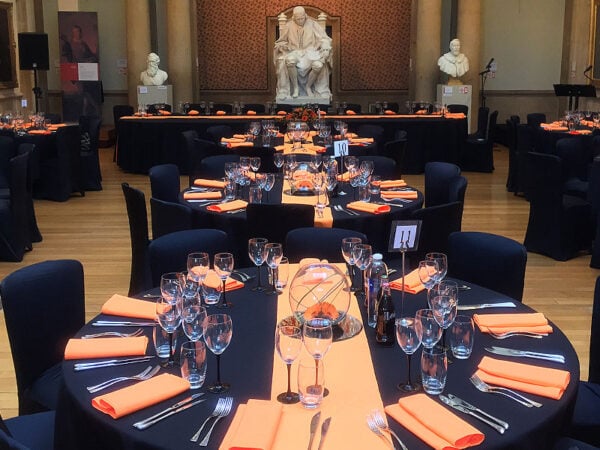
274,6,332,101
140,52,168,86
438,38,469,79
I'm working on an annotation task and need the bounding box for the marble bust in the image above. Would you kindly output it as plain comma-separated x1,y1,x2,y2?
438,39,469,80
274,6,332,101
140,52,168,86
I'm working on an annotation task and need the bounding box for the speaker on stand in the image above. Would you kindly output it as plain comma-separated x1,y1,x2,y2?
18,33,49,113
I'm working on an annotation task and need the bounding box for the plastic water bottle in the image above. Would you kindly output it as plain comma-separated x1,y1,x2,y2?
366,253,388,328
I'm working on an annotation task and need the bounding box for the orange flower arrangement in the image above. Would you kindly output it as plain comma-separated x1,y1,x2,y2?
280,106,318,126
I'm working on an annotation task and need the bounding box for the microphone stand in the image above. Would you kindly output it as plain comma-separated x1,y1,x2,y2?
479,68,490,108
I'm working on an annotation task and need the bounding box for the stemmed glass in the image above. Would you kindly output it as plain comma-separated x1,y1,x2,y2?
203,314,233,393
273,153,285,177
275,324,302,404
160,272,182,304
250,157,261,173
187,252,210,286
341,237,362,292
352,243,373,301
265,243,283,295
302,318,333,397
430,294,458,349
182,301,207,343
156,296,182,367
248,238,268,291
418,260,439,304
414,309,442,350
263,173,276,202
214,253,234,308
426,252,447,285
396,317,422,392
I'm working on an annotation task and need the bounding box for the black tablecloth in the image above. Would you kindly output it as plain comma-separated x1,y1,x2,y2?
56,270,579,450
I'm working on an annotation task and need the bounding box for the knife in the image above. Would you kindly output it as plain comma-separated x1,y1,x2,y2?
133,393,205,428
485,346,565,363
317,417,331,450
134,398,206,430
446,394,509,430
74,356,153,371
439,395,506,434
92,321,156,327
308,411,321,450
457,301,516,311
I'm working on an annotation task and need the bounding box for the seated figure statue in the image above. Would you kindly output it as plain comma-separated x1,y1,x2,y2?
140,52,168,86
274,6,332,101
438,38,469,81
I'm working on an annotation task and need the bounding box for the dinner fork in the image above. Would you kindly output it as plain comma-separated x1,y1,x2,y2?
489,331,548,339
199,397,234,447
469,374,542,408
371,410,408,450
366,415,395,449
86,365,159,393
190,397,228,442
81,328,144,339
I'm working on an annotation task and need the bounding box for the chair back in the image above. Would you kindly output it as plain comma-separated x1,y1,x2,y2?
474,106,490,139
55,125,84,199
186,137,219,186
590,276,600,383
448,175,468,229
285,227,368,263
358,155,398,179
0,135,16,189
525,152,563,201
149,164,180,202
356,124,385,153
113,104,134,127
150,197,193,238
0,259,85,413
212,103,233,114
344,103,362,113
79,115,102,191
246,204,314,250
7,152,29,258
198,154,240,179
424,161,461,207
447,104,468,115
382,137,407,175
447,231,527,302
242,103,266,114
204,125,233,143
409,201,463,262
17,143,42,244
526,112,546,128
506,115,521,193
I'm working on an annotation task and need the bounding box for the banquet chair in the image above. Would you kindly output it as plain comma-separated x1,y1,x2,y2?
204,125,233,143
79,114,103,191
187,137,220,186
553,437,600,449
459,110,498,172
556,137,590,200
447,104,468,115
285,227,368,263
381,136,407,175
358,155,399,179
150,197,194,239
505,115,521,193
526,112,547,128
424,161,461,207
356,124,385,154
17,143,42,245
148,228,230,287
524,152,592,261
448,175,468,229
515,123,536,197
121,183,153,295
588,158,600,268
447,231,527,302
344,103,362,114
112,104,134,161
212,103,233,114
0,152,29,261
468,106,490,141
275,104,295,113
0,259,85,414
246,204,314,252
146,103,171,115
197,154,240,179
0,411,55,450
149,163,180,203
242,103,266,114
0,135,16,191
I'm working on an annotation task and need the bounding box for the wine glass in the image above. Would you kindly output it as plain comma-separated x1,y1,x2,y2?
248,238,268,291
273,153,285,176
430,294,458,349
360,160,375,178
264,173,276,201
417,260,439,304
182,303,207,343
341,237,362,292
203,313,233,393
275,324,302,404
432,280,458,309
302,318,333,396
265,243,283,295
250,156,261,173
187,252,210,285
156,296,182,367
426,252,447,285
396,317,422,392
160,272,182,304
414,309,442,349
214,253,234,308
352,243,372,301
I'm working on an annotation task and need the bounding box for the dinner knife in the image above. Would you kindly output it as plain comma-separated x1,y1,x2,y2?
457,301,516,310
308,411,321,450
133,398,206,430
133,393,205,429
485,346,565,363
439,395,506,434
74,356,153,371
92,321,156,327
446,394,509,430
317,417,331,450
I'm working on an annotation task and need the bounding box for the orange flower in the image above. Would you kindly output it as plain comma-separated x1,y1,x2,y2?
303,302,340,321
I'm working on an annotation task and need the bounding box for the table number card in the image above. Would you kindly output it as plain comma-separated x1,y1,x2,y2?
334,140,349,157
388,220,422,252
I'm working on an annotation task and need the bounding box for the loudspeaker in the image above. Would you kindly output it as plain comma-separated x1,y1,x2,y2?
18,33,49,70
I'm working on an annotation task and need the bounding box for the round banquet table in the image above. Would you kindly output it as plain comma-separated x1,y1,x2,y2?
55,267,579,450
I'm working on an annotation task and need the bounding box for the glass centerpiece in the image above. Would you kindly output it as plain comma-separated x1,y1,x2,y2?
288,161,317,195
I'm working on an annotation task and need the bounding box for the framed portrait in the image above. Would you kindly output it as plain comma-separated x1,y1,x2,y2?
0,2,17,89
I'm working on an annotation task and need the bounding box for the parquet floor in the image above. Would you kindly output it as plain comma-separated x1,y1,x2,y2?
0,144,596,418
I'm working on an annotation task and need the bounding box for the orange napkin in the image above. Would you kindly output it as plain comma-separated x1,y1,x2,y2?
445,112,466,119
203,270,244,291
207,200,248,213
216,110,227,115
381,190,419,200
350,137,374,144
575,129,592,135
228,142,254,148
379,179,407,189
385,393,484,450
389,269,425,294
187,110,199,115
92,373,189,419
193,179,226,189
183,191,223,200
219,400,283,450
473,312,553,334
158,110,171,116
346,201,390,214
346,110,356,115
475,356,570,400
29,130,52,135
277,111,287,115
547,126,568,131
246,110,257,115
64,336,148,360
101,294,156,320
221,137,247,143
303,144,326,153
385,110,396,115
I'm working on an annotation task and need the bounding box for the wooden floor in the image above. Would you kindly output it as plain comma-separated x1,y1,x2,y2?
0,144,596,418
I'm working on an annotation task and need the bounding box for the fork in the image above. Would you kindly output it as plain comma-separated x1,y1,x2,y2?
489,331,548,339
334,205,357,216
190,397,228,442
81,328,144,339
86,365,159,393
367,415,395,449
371,410,408,450
470,374,542,408
199,397,233,447
232,270,252,282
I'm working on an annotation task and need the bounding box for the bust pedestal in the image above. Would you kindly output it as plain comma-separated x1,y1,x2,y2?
137,85,173,107
437,84,472,131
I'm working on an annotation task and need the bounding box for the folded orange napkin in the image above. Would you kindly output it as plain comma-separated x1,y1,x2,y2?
221,137,247,143
385,393,484,450
188,110,199,115
548,126,568,131
379,179,407,189
381,190,419,200
445,112,466,119
350,137,374,143
193,179,226,189
158,110,171,116
101,294,157,320
183,191,223,200
29,129,52,135
228,142,255,148
203,270,244,291
277,111,287,115
246,110,257,115
207,200,248,212
475,356,570,400
303,144,326,153
385,110,396,115
346,201,390,214
473,312,553,334
389,269,425,294
64,336,148,360
219,400,283,450
216,110,227,115
233,134,247,139
92,373,189,419
346,110,356,115
575,129,592,135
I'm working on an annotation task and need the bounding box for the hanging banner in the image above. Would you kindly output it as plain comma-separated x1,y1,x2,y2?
58,11,102,121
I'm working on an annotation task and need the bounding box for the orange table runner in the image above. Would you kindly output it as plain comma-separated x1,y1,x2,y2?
280,180,333,228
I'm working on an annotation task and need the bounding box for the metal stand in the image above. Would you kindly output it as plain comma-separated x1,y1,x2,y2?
399,230,411,316
32,67,42,113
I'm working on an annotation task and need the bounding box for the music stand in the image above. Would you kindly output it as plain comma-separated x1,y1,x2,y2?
554,84,597,111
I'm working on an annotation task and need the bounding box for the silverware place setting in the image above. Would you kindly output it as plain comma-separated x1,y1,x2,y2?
190,396,234,445
370,410,407,450
488,330,548,339
134,393,206,430
74,356,154,371
484,346,565,363
333,205,359,216
92,320,156,327
308,411,321,450
439,394,508,434
86,365,160,393
457,301,516,311
81,328,144,339
469,374,542,408
366,414,396,449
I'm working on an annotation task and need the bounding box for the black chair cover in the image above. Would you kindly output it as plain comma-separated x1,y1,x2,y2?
197,154,240,179
357,155,398,179
1,411,55,450
187,137,220,186
149,163,180,203
17,143,42,245
460,110,498,172
381,137,407,176
505,115,521,193
150,197,193,239
0,152,29,261
79,115,102,191
424,161,461,207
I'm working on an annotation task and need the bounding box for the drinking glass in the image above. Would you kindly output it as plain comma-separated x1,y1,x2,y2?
426,252,447,284
265,243,283,295
341,237,362,292
187,252,210,285
421,345,447,395
273,153,285,176
203,314,233,393
275,256,289,292
160,272,182,304
369,175,381,199
214,253,234,308
417,260,439,304
352,243,373,301
360,160,375,178
449,315,474,359
153,324,177,367
275,324,302,404
250,156,261,172
430,294,458,349
180,341,207,389
248,237,268,291
396,317,422,392
156,296,182,367
414,309,442,349
302,318,333,397
264,173,276,201
297,358,325,408
182,304,207,342
431,280,458,309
